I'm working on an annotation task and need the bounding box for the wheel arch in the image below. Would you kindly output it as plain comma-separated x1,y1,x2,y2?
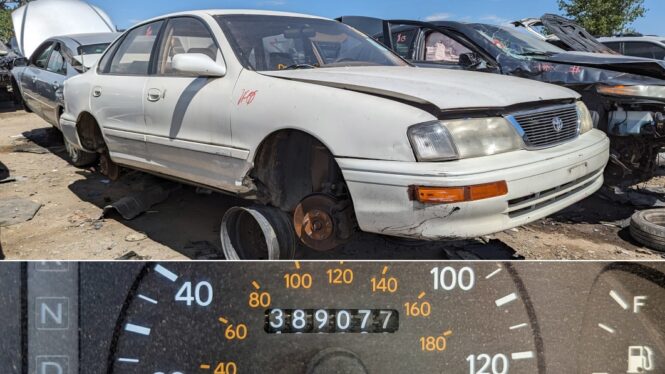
75,110,107,153
250,128,349,212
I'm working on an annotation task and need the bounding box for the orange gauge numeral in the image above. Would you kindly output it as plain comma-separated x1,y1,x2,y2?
284,273,312,289
327,268,353,285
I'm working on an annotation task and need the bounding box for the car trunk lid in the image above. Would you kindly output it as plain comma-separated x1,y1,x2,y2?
539,14,618,54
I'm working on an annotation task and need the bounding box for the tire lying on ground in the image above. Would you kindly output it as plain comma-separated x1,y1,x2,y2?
221,205,296,260
630,209,665,252
64,138,98,167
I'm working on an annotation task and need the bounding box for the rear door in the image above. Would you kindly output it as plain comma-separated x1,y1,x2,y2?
144,16,236,190
91,20,164,165
21,41,55,115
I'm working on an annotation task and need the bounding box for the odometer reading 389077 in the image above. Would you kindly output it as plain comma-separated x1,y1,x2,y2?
109,263,543,373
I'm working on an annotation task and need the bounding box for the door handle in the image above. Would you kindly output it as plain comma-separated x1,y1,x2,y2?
53,81,60,90
92,87,102,98
147,88,161,102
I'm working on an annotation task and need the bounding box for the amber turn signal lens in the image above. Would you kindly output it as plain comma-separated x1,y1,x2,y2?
413,181,508,204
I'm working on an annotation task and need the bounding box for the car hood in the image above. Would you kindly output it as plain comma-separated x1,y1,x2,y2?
261,66,577,111
535,51,665,80
539,14,617,54
12,0,115,58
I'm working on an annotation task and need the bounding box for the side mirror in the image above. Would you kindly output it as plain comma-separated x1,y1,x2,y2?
459,52,481,68
172,53,226,77
13,57,28,67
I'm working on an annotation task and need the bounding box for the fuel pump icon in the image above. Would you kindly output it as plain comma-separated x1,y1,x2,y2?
627,346,654,373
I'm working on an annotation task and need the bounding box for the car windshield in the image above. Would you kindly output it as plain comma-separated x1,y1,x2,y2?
470,23,565,58
216,15,407,71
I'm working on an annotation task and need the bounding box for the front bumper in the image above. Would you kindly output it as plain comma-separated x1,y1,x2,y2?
338,129,610,240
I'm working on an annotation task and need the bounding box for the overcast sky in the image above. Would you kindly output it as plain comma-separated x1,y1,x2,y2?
86,0,664,35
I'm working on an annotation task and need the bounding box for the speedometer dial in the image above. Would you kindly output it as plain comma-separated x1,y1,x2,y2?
108,262,543,373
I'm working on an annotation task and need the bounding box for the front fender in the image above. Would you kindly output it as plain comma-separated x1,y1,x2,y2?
231,70,435,163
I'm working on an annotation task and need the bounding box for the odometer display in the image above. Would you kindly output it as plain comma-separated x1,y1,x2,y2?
266,308,399,333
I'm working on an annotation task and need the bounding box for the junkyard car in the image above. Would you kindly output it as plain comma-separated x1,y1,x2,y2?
340,16,665,183
11,33,118,164
515,15,665,61
60,10,609,256
9,0,118,164
0,42,20,103
599,35,665,61
512,14,619,54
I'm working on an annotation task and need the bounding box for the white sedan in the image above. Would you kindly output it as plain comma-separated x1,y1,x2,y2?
60,10,610,257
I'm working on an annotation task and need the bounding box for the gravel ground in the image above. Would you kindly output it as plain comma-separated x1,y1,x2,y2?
1,109,664,261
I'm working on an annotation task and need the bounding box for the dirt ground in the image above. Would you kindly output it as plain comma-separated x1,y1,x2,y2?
1,108,664,261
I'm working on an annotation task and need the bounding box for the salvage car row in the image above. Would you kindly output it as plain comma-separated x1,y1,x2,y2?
4,0,665,259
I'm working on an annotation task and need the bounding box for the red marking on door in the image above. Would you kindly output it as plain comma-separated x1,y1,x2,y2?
238,89,258,105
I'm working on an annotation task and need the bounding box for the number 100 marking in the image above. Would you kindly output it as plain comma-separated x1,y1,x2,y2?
430,267,475,291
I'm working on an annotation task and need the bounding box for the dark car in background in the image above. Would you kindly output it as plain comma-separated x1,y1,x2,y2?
513,14,665,61
339,16,665,184
1,42,21,104
11,32,118,164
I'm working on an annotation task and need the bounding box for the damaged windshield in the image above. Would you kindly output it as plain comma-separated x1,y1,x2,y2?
216,15,407,71
470,23,565,58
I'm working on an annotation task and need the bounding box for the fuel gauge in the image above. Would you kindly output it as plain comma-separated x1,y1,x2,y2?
577,263,665,374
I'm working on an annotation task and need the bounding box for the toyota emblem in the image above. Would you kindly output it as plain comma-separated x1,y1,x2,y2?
552,117,564,132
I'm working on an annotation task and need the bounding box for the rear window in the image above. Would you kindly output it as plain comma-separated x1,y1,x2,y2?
77,43,110,56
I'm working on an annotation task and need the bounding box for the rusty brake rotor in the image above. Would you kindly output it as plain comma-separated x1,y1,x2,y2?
293,193,354,251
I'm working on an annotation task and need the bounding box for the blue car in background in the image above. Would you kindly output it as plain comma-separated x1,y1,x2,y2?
11,32,119,164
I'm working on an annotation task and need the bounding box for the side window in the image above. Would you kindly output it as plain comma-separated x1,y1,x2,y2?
32,42,55,69
390,28,418,59
98,37,123,74
46,46,67,75
424,31,472,63
108,21,164,75
156,17,219,76
624,41,665,60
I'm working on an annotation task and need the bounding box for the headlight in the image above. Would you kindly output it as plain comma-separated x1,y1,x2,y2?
597,85,665,100
576,101,594,134
408,118,522,161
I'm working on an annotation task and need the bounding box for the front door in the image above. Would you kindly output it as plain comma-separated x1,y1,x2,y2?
21,41,55,116
143,17,236,190
90,20,164,166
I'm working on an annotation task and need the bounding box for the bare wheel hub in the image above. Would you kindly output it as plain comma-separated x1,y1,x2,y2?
293,194,354,251
302,209,334,241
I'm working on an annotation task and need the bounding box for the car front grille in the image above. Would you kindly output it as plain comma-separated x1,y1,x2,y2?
508,104,579,149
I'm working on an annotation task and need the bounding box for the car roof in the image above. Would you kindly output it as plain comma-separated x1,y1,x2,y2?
136,9,327,25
